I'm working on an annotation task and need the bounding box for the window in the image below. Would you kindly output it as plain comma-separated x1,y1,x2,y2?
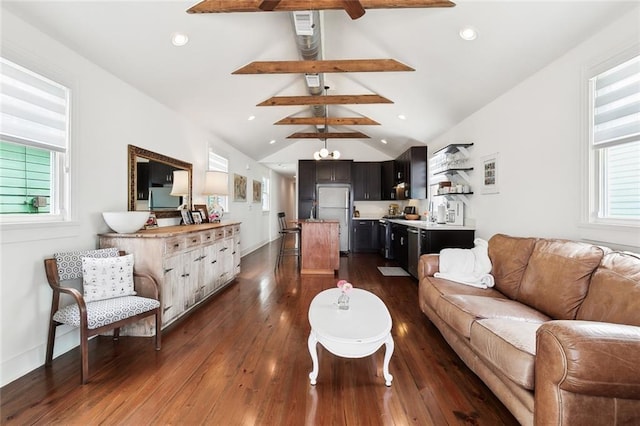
0,57,70,221
262,176,270,211
208,150,228,212
588,52,640,225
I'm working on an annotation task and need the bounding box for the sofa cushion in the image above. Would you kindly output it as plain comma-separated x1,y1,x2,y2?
436,294,550,338
420,276,506,312
517,239,605,320
577,252,640,326
471,319,543,390
488,234,537,299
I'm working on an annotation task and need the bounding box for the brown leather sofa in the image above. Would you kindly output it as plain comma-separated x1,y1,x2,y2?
418,233,640,426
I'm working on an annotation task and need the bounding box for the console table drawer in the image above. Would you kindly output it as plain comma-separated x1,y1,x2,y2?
165,236,186,255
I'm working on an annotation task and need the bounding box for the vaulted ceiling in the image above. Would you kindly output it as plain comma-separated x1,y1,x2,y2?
2,1,635,176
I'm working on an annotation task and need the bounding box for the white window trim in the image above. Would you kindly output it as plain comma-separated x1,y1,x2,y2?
0,44,78,238
579,42,640,249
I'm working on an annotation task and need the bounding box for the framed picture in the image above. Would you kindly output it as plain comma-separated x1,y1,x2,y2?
482,153,499,194
193,204,209,223
191,210,203,224
253,180,262,203
180,209,193,225
234,173,247,202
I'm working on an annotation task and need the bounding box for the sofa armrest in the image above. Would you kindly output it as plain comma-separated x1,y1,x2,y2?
418,254,439,279
535,320,640,424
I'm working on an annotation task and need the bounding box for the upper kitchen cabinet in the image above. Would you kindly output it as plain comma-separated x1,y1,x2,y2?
316,160,352,183
395,146,428,199
298,160,316,201
298,160,317,219
352,162,381,201
381,160,396,200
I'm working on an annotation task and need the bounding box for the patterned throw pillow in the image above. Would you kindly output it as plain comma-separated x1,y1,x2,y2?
82,254,136,302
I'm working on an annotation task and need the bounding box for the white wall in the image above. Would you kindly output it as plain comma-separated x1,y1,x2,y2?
0,10,286,386
428,8,639,250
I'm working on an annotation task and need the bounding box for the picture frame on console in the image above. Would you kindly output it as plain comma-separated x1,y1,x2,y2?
191,210,203,224
180,209,193,225
193,204,209,223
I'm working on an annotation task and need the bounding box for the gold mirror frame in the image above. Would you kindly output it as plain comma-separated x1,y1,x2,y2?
128,144,193,219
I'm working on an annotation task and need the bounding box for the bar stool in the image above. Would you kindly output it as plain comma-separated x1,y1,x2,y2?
275,212,300,271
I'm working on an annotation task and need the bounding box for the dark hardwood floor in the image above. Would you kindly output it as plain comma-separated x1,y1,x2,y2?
1,241,518,425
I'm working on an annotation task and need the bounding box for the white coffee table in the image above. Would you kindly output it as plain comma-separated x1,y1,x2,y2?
307,288,394,386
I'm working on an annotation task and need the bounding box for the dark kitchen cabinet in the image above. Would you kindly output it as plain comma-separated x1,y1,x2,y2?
149,162,175,186
381,160,396,200
136,163,150,200
352,162,381,201
316,160,352,183
351,219,380,253
298,160,316,219
421,229,475,254
391,223,409,270
394,146,427,200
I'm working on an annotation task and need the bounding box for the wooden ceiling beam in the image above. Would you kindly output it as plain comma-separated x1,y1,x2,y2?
233,59,414,74
188,0,456,14
342,1,366,19
275,116,380,125
258,94,392,106
258,1,281,11
287,131,370,139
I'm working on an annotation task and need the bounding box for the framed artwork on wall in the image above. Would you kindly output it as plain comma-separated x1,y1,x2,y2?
482,153,499,194
253,180,262,203
234,173,247,202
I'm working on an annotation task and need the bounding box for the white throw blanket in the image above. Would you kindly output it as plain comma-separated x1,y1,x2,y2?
434,238,495,289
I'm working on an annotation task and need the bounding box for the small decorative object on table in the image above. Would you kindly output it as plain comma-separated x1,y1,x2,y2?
336,279,353,310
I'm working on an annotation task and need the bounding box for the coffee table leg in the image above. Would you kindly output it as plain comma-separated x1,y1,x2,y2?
383,334,394,386
308,332,318,385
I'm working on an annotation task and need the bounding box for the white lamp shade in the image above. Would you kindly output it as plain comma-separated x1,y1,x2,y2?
313,151,321,160
319,147,329,158
204,171,229,195
332,150,341,159
170,170,190,196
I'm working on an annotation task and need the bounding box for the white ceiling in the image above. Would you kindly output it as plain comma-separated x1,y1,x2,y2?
3,1,636,177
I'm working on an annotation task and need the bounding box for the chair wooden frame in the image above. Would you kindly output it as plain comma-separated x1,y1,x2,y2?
44,250,162,384
275,212,300,271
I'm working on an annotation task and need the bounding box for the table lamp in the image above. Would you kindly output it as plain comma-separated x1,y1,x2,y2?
203,171,228,222
170,170,190,210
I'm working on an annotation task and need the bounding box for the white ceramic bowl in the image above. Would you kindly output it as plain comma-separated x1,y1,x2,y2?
102,211,149,233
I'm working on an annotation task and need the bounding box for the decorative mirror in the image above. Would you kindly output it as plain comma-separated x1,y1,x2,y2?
128,144,192,219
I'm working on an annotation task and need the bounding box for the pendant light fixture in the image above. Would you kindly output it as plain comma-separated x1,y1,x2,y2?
313,86,341,161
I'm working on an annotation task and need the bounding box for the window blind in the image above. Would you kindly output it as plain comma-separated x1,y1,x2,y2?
593,55,640,147
0,57,69,153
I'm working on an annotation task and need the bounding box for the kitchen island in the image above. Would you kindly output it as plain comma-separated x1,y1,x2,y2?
300,219,340,275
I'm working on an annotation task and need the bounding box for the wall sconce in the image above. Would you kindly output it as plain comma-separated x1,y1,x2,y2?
203,171,228,222
170,170,190,210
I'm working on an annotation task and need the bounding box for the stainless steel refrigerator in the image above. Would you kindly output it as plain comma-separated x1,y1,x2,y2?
316,185,351,253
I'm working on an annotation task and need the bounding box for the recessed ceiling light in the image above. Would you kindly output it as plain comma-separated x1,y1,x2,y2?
381,139,388,144
171,32,189,46
269,140,276,145
398,114,407,120
248,115,256,121
459,26,478,41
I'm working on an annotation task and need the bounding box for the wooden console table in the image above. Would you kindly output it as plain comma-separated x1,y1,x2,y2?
299,220,339,275
99,221,241,335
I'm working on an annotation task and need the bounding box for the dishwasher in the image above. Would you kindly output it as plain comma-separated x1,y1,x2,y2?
407,227,420,278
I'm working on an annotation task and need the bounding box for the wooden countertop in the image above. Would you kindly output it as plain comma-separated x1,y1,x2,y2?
99,221,241,238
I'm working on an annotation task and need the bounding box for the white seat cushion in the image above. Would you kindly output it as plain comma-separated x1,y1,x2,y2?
53,296,160,329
